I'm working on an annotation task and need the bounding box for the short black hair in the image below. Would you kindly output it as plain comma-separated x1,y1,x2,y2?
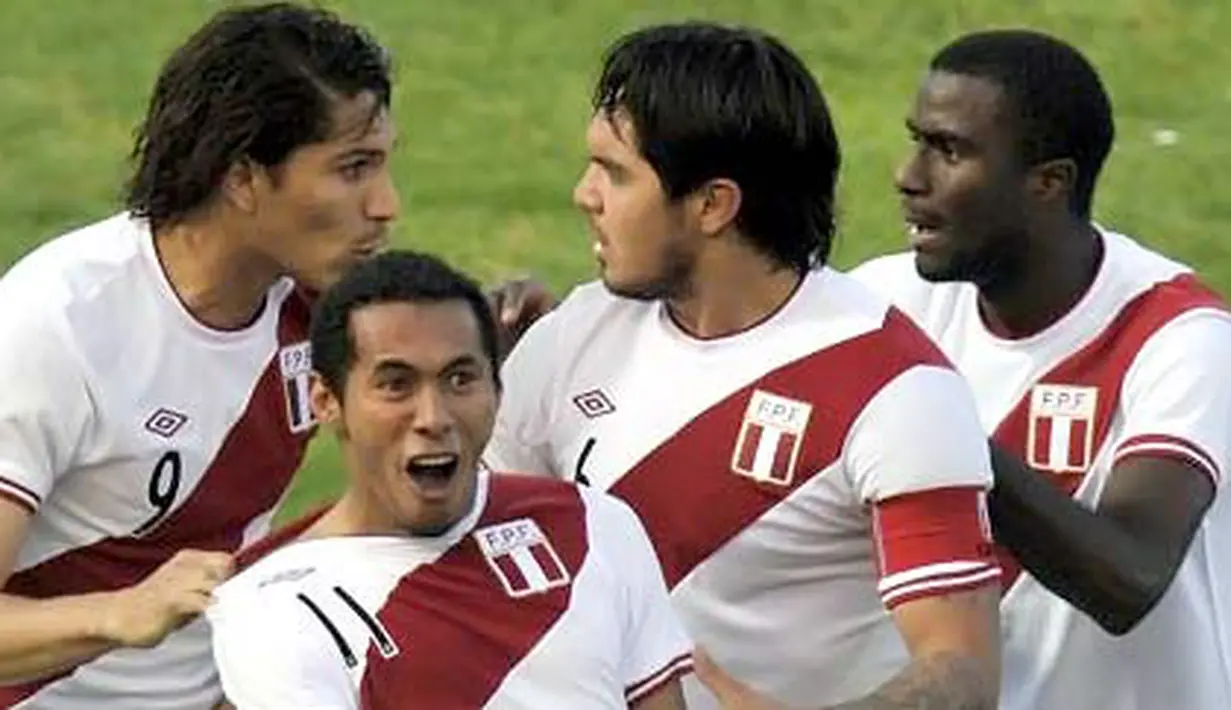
124,2,392,232
931,29,1114,218
310,251,501,395
593,22,841,272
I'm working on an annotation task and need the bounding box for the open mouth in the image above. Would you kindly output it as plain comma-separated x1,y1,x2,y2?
905,217,945,249
405,453,460,493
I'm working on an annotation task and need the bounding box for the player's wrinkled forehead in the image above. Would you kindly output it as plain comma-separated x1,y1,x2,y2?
309,252,502,395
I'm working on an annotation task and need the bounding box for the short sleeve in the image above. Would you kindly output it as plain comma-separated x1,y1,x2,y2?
208,590,357,710
586,491,693,704
0,314,91,514
483,311,563,478
843,365,1000,609
1112,310,1231,488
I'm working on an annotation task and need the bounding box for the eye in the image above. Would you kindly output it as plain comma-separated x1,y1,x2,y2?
377,372,411,395
339,161,370,182
446,369,480,392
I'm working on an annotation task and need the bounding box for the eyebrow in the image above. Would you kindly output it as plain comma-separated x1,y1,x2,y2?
589,154,625,174
371,353,483,375
905,119,971,148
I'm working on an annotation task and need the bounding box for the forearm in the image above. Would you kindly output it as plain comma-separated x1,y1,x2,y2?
989,448,1165,632
823,651,995,710
0,591,122,684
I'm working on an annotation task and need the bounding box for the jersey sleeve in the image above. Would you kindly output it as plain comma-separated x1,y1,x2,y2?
843,365,1001,609
0,314,92,514
586,490,693,705
483,310,563,478
1112,310,1231,488
208,589,357,710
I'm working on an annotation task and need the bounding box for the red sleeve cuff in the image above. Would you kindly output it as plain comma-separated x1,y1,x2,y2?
872,486,1001,609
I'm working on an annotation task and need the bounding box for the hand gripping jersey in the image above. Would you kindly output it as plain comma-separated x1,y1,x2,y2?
484,268,1001,708
207,471,692,710
851,227,1231,710
0,214,315,708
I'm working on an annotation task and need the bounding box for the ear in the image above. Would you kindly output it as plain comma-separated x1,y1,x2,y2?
220,159,265,214
1028,158,1077,208
693,178,742,237
309,372,342,425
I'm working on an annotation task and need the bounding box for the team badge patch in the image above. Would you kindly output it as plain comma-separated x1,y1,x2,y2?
731,389,812,486
278,341,315,434
474,518,570,598
1027,384,1098,473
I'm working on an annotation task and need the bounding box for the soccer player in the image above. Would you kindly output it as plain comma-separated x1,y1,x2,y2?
846,29,1231,710
485,23,1003,710
0,4,543,708
207,250,691,710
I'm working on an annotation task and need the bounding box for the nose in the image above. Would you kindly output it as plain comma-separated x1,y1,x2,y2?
572,165,601,215
894,148,928,198
367,168,401,223
412,384,456,440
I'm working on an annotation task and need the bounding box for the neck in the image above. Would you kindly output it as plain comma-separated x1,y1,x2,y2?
153,216,281,331
978,218,1102,338
666,239,803,339
308,470,480,540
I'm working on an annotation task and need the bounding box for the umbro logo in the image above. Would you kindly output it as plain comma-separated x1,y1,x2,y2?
144,408,188,438
572,389,615,419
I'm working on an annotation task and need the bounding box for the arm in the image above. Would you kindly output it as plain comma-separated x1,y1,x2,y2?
0,315,231,683
837,365,1002,709
694,589,999,710
633,678,688,710
0,498,119,682
988,315,1230,634
0,497,231,683
826,588,999,709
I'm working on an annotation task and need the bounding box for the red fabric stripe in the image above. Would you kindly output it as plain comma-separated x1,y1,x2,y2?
609,309,952,589
735,424,762,472
872,486,997,580
358,475,589,710
769,432,796,484
991,272,1226,593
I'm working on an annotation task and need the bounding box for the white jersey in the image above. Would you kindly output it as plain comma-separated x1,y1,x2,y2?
851,227,1231,710
208,470,692,710
485,269,1002,708
0,213,316,708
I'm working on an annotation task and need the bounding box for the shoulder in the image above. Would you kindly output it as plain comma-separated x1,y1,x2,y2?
504,280,651,365
0,213,156,358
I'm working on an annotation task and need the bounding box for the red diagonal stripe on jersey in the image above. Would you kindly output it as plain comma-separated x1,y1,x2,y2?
609,309,951,589
990,273,1225,592
2,293,313,601
0,290,314,705
358,475,588,710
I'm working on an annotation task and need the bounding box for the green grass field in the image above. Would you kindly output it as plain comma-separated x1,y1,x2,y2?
2,0,1228,521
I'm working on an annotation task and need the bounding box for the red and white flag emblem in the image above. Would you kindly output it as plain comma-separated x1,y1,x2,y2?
474,518,570,598
1027,384,1098,473
730,389,813,486
278,341,315,434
